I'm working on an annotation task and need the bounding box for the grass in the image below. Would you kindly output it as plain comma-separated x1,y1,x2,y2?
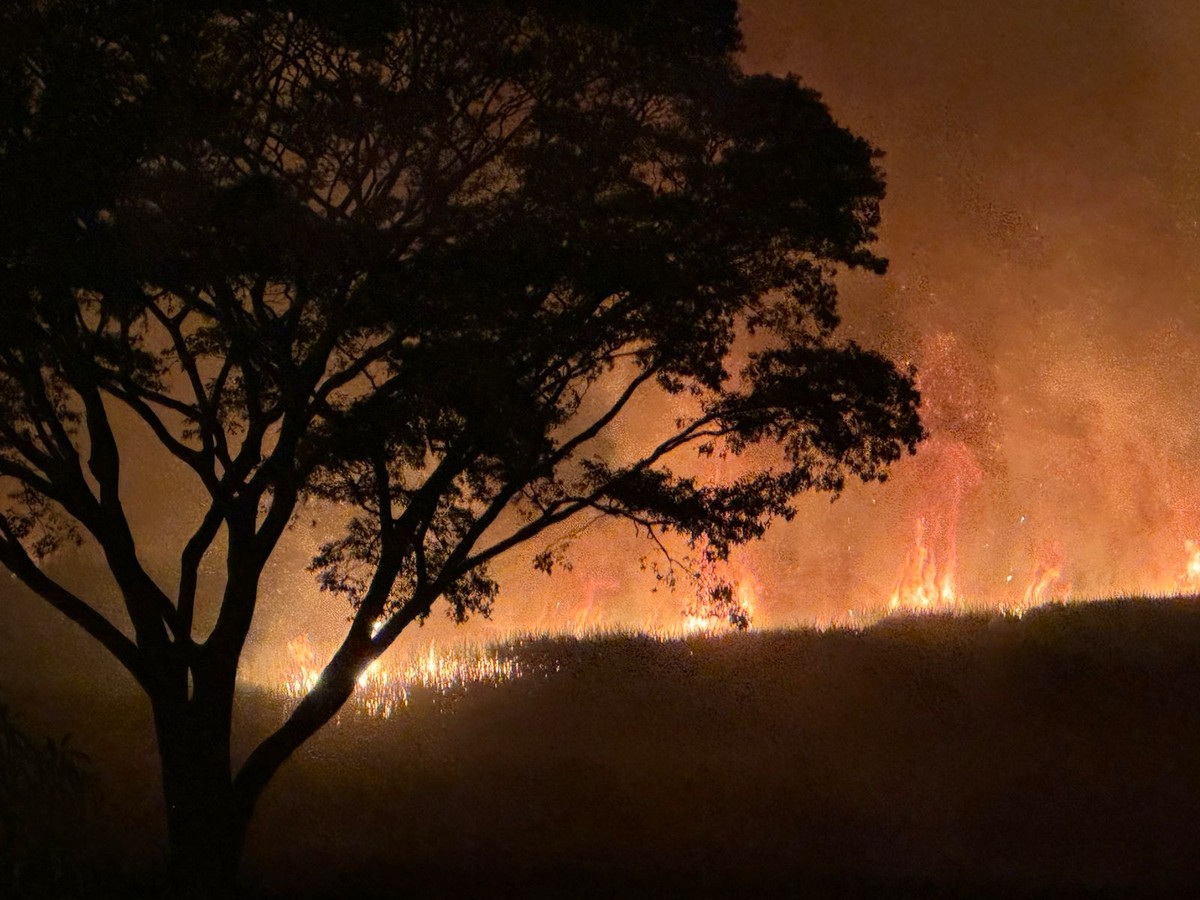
9,595,1200,897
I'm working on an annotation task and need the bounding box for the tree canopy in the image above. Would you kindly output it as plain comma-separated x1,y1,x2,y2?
0,0,922,890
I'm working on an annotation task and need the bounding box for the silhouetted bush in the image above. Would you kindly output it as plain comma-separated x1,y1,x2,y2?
0,701,94,898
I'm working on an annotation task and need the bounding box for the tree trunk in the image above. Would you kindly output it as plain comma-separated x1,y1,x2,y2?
154,698,248,898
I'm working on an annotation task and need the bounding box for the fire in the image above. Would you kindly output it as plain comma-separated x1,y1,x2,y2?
889,517,958,610
681,614,717,635
1023,563,1069,605
283,634,320,695
683,536,757,630
280,637,523,719
681,573,758,634
736,576,758,619
271,531,1200,722
1183,540,1200,590
276,567,762,718
1023,542,1071,606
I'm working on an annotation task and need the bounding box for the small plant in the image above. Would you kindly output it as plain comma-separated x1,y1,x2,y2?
0,702,95,899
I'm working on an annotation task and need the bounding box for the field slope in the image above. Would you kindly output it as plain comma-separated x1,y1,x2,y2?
9,596,1200,898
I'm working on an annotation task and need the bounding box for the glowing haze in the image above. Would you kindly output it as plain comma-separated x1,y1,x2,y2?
733,0,1200,615
3,1,1199,683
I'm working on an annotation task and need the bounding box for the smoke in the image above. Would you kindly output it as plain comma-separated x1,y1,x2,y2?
725,0,1200,618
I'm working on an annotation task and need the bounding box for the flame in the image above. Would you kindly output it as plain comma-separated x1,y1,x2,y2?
1177,540,1200,591
735,576,759,619
681,572,759,634
274,530,1200,722
1022,563,1070,605
574,574,619,631
1022,542,1071,606
284,634,321,695
682,536,757,630
889,517,958,610
280,637,522,719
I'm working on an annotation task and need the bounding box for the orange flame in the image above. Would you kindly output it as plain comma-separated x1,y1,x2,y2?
280,636,522,719
684,537,756,630
1023,566,1070,606
736,575,759,619
1179,540,1200,591
1021,540,1071,606
889,517,958,610
284,634,320,694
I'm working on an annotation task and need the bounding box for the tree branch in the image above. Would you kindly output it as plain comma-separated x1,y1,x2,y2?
178,503,226,641
0,517,145,686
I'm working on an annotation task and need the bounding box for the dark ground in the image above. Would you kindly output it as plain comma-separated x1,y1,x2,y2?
7,596,1200,898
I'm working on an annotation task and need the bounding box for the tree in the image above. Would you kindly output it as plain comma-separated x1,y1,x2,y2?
0,0,922,893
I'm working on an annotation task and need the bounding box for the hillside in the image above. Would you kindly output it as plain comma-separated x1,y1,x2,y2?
9,597,1200,898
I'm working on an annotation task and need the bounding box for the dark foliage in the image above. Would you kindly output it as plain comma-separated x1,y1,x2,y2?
0,703,94,898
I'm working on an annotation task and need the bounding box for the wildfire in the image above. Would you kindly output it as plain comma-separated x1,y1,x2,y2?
280,637,523,719
889,517,958,610
1181,540,1200,591
1023,563,1069,605
272,529,1200,720
735,574,759,623
680,614,717,635
681,574,758,634
283,634,320,695
1023,542,1071,606
276,572,762,718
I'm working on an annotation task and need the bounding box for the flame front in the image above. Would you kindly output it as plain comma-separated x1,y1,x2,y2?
890,517,958,610
281,637,523,719
1181,540,1200,591
272,532,1200,720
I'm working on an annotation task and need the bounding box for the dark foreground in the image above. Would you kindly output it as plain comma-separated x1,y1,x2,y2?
7,596,1200,898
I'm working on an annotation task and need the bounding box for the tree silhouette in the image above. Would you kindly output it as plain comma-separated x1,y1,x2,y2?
0,0,922,892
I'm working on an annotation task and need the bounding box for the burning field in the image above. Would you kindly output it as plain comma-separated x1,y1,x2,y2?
256,509,1200,732
270,523,1200,728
